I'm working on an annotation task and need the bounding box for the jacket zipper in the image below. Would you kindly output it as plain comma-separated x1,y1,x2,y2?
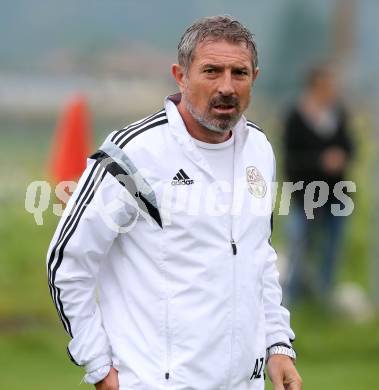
230,138,237,258
165,298,171,380
230,238,237,255
228,137,237,387
228,235,237,388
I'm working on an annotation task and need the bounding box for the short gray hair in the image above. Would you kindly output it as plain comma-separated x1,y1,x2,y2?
178,15,258,73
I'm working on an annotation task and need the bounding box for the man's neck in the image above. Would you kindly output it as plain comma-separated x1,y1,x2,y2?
176,99,232,144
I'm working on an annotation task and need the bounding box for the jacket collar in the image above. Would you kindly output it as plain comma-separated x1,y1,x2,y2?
163,93,250,179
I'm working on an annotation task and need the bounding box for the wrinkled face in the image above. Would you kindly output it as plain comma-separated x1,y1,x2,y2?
182,39,256,133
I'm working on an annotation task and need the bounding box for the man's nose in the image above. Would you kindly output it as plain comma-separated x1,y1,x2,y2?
218,71,235,96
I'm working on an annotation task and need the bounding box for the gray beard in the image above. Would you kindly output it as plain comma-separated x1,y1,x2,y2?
184,94,241,134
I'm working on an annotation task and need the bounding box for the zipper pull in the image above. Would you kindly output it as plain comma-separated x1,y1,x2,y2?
231,239,237,255
165,372,170,380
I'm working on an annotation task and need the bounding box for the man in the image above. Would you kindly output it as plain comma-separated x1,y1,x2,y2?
47,16,302,390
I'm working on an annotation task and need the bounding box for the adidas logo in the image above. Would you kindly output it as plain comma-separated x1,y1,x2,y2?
171,169,194,185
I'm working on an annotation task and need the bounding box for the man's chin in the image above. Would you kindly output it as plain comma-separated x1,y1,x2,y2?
204,125,231,134
206,115,240,133
203,119,236,133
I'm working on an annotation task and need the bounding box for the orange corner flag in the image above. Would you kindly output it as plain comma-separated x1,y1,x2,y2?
49,95,93,183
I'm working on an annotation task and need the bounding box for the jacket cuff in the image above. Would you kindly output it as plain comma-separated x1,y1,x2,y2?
85,354,113,373
84,365,111,384
266,332,293,349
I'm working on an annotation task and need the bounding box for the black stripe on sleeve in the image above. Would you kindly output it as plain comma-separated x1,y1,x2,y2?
111,109,165,143
67,346,81,366
118,118,168,149
113,110,166,146
90,150,163,228
48,164,106,337
48,161,100,333
47,161,99,288
247,121,264,133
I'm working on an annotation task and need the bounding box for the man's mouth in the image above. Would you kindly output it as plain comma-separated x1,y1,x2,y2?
212,104,236,114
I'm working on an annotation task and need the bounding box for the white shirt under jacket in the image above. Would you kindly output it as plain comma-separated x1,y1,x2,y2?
47,93,295,390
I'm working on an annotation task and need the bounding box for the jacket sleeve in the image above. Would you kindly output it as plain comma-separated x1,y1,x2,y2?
46,139,138,374
262,145,295,348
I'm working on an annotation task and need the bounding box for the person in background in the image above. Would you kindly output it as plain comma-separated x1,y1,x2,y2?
283,64,355,305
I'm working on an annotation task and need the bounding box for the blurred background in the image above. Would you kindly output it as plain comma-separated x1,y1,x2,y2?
1,0,378,388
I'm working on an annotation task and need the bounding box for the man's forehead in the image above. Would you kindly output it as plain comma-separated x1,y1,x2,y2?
192,38,252,66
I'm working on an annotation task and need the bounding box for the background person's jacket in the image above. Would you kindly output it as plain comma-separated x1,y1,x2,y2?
47,95,295,390
283,104,354,207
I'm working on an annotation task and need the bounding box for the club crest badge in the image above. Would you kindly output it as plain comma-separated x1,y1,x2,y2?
246,166,267,198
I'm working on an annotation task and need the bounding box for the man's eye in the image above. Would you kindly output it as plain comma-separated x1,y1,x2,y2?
204,68,216,73
235,70,248,76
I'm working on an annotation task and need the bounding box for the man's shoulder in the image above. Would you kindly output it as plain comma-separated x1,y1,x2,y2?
106,108,168,150
245,119,275,154
245,119,270,143
246,119,264,134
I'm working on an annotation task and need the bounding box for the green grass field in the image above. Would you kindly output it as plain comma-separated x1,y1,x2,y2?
1,112,378,389
1,306,378,389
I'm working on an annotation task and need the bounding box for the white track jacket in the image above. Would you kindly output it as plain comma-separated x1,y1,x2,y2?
47,95,295,390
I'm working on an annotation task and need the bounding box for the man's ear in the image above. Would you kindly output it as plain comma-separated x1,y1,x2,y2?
252,66,260,83
171,64,186,92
